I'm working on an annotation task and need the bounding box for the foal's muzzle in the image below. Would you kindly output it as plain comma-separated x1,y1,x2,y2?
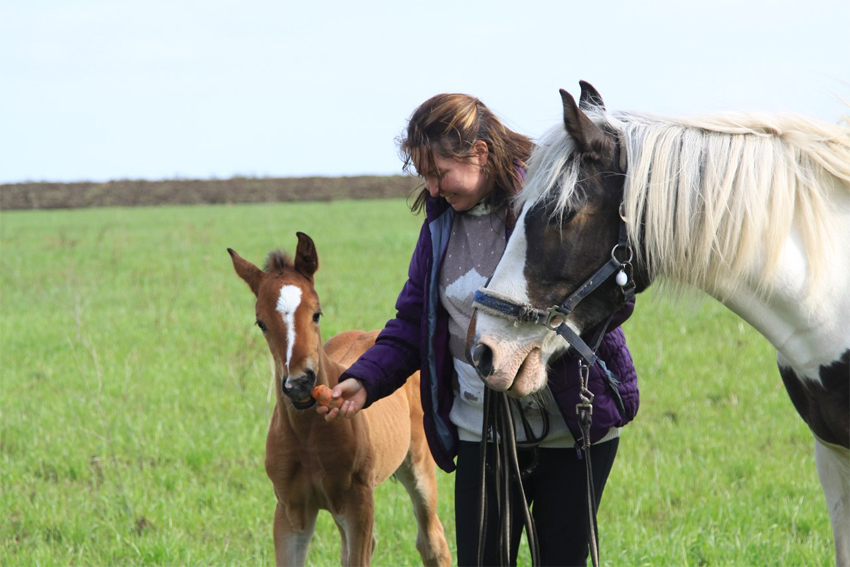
282,368,317,410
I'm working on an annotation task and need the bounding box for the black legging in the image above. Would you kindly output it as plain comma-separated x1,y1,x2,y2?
454,438,620,567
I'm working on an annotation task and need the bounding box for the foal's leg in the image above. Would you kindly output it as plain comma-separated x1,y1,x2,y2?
395,450,452,567
815,438,850,566
332,518,348,566
273,500,318,567
333,485,377,567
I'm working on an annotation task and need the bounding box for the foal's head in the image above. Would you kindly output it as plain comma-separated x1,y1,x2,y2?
229,232,324,409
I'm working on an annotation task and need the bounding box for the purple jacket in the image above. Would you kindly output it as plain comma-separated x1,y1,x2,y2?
341,197,639,472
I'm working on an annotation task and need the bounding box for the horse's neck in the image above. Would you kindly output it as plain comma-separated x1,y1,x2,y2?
702,235,850,379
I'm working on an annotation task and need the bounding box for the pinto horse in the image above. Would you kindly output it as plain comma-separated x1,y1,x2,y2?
229,232,450,567
469,82,850,564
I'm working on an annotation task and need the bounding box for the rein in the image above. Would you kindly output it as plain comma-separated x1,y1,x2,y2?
477,389,543,567
471,206,635,567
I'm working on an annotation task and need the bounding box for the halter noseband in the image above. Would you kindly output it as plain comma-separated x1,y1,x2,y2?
471,206,635,367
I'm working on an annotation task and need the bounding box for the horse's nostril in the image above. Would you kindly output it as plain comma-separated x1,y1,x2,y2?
471,344,494,378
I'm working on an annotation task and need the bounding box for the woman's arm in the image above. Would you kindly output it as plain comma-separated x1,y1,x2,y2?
320,220,431,419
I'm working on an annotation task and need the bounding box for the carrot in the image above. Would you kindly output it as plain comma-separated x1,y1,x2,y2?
312,384,343,409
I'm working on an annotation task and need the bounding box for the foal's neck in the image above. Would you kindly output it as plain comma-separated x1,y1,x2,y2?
318,345,345,388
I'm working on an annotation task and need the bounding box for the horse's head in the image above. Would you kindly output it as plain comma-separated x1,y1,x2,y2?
229,232,324,409
469,82,646,397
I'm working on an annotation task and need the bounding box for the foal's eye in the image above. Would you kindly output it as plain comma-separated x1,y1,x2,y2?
312,310,322,324
255,319,268,332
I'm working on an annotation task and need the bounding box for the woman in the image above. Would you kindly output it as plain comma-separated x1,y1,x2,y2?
319,93,639,566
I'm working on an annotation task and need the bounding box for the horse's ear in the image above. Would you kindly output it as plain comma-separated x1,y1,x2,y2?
578,80,605,110
560,88,610,157
228,248,264,297
294,232,319,280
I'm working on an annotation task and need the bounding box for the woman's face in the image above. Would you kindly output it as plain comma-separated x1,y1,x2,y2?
418,141,493,212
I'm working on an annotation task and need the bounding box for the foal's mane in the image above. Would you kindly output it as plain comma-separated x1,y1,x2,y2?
264,250,294,276
519,108,850,296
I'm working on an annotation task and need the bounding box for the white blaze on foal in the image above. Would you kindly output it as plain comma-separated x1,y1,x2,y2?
276,285,302,376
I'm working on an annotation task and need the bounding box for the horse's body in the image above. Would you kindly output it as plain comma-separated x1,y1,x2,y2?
470,82,850,564
229,233,450,567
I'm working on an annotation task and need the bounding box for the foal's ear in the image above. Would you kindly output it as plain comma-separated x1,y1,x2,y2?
560,87,611,158
578,80,605,110
294,232,319,280
228,248,264,297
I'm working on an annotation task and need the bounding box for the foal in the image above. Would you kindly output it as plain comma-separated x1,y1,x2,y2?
229,232,450,567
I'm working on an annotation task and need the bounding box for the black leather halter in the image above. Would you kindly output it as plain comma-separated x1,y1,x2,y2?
472,208,635,365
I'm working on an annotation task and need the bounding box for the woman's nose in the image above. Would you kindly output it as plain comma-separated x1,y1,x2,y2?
425,178,440,197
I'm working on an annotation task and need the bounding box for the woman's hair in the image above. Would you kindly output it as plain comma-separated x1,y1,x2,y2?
397,93,534,214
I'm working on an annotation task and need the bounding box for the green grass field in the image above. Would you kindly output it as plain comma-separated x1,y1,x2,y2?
0,200,832,565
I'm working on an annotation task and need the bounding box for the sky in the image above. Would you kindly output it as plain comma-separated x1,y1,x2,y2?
2,0,848,184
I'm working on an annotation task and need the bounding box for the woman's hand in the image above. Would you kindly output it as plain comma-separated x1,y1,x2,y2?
316,378,367,421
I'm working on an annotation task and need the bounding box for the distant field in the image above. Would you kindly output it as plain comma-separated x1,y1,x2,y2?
0,200,831,565
0,175,417,210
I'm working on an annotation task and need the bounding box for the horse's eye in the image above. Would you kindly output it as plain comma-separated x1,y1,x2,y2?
256,319,268,332
312,310,322,324
548,208,577,227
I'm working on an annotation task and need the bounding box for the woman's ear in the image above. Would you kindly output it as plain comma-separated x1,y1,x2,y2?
473,140,489,167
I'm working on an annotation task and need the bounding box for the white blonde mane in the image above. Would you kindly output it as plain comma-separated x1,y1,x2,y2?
518,108,850,296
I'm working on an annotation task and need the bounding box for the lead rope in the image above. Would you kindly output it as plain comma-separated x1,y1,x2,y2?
577,361,600,567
